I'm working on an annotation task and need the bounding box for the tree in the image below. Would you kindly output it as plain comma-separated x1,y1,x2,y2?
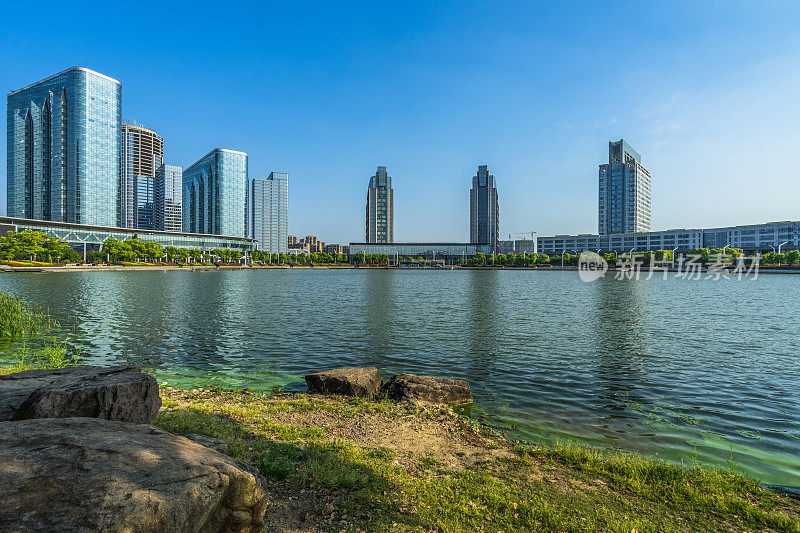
786,250,800,265
164,246,179,263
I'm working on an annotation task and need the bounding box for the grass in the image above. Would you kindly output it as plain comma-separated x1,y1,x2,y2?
0,291,81,375
0,341,83,375
0,292,55,338
155,388,800,532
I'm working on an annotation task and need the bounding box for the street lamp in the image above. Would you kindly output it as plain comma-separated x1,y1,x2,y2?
778,241,789,265
672,247,678,269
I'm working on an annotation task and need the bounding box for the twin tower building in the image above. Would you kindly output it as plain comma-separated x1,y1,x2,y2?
365,164,500,251
7,67,288,252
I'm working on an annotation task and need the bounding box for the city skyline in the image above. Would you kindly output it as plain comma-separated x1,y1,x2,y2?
3,3,800,243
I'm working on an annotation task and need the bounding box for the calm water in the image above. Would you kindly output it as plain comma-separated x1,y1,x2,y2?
1,269,798,487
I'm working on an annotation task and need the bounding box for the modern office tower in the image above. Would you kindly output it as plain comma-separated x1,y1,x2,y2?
120,121,163,228
598,139,652,235
182,148,248,237
365,166,394,243
155,163,182,232
250,172,288,253
134,175,155,230
7,67,121,226
469,165,499,253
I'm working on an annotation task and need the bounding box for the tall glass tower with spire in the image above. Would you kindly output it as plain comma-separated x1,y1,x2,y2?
366,166,394,243
470,165,499,254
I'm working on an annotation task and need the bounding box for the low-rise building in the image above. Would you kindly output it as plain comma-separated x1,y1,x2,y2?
324,243,347,255
349,242,491,264
498,239,536,255
537,221,800,254
0,216,256,260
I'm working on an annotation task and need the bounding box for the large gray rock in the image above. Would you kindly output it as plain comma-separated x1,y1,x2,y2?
305,366,382,398
185,433,228,454
384,373,472,405
0,366,161,423
0,417,268,533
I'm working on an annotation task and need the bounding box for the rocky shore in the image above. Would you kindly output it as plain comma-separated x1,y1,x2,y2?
1,365,799,532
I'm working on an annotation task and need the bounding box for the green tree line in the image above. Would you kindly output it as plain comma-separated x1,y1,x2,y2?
90,239,247,264
251,251,348,264
0,230,81,263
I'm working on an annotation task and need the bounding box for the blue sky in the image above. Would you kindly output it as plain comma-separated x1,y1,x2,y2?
3,1,799,243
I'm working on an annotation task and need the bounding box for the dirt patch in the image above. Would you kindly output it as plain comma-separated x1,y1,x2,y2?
163,388,512,472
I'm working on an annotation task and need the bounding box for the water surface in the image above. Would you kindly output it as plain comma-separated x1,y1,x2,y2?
1,269,798,486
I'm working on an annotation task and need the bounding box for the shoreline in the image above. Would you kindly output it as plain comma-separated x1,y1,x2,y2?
2,263,800,274
154,386,800,532
1,352,798,530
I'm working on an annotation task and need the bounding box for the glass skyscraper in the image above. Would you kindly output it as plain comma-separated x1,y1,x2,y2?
134,175,155,230
155,163,183,232
366,166,394,243
7,67,121,226
182,148,248,238
250,172,288,253
120,121,163,228
469,165,499,253
598,139,652,235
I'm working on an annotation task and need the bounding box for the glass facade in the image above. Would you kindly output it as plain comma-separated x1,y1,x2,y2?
598,140,652,235
155,163,183,232
0,216,255,253
7,67,122,226
182,148,248,238
134,175,155,230
469,165,499,253
120,122,163,228
250,172,288,252
350,242,491,262
366,166,394,243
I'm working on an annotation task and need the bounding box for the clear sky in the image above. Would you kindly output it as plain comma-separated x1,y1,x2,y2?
3,1,799,243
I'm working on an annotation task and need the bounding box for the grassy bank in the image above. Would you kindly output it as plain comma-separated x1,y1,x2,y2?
156,388,799,532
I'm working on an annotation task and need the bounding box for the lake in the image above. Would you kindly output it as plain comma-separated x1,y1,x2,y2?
1,268,798,487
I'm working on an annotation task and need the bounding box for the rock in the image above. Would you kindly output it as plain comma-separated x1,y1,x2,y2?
0,366,160,424
0,417,268,532
185,433,228,454
305,367,382,398
383,373,472,406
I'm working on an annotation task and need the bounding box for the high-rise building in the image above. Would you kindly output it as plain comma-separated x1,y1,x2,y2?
134,175,155,230
366,166,394,243
598,139,651,235
7,67,121,226
155,163,182,232
182,148,248,237
250,172,288,253
120,121,163,228
469,165,499,253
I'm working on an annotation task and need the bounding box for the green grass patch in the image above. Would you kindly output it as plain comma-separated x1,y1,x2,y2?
0,341,83,375
0,292,55,338
155,389,800,532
